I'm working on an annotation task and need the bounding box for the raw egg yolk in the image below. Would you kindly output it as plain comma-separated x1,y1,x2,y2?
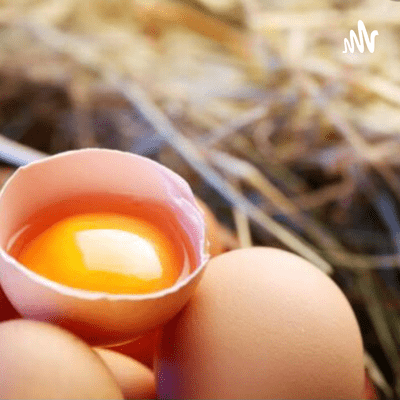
17,213,184,294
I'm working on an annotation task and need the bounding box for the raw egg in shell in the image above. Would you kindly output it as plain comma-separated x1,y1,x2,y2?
0,149,208,346
9,195,192,296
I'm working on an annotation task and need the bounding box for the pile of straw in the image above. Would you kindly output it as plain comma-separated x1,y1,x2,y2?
0,0,400,397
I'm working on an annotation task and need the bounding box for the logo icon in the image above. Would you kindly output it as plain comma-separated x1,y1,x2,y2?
343,20,379,54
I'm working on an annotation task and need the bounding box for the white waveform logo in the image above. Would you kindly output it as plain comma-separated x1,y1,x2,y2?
343,20,379,54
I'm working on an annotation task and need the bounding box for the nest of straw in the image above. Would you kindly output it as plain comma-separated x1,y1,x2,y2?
1,0,400,397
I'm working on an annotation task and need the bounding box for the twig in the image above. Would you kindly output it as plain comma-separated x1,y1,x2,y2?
357,73,400,108
0,135,47,166
302,56,400,108
332,251,400,269
133,1,250,60
208,150,298,214
374,163,400,204
200,105,269,147
233,207,253,248
293,175,355,210
302,145,354,172
364,351,394,399
357,273,400,398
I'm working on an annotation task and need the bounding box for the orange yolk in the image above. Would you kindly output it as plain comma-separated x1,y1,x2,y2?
17,213,184,294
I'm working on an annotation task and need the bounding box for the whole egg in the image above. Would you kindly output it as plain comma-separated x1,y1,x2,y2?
156,247,364,399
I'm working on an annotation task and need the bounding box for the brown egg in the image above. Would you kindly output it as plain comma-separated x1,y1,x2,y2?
156,247,364,399
95,348,156,399
0,320,123,399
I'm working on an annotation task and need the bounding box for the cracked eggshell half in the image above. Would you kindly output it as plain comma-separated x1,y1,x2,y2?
0,149,208,346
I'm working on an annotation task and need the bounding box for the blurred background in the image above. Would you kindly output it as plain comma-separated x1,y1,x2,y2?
0,0,399,398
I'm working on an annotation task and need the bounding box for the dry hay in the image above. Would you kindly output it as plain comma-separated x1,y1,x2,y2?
0,1,400,395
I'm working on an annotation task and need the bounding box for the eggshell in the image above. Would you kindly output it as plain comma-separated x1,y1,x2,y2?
195,197,225,256
0,149,208,345
95,348,156,399
0,319,124,399
156,247,364,399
